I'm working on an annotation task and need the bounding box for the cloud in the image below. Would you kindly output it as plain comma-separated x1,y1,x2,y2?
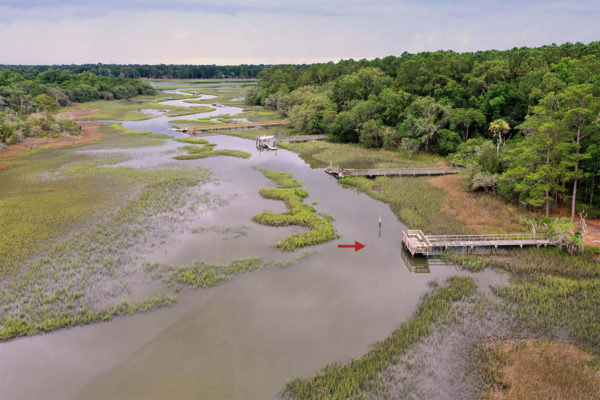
0,0,347,19
0,0,598,64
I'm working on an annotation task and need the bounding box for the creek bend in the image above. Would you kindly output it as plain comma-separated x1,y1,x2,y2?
0,86,507,399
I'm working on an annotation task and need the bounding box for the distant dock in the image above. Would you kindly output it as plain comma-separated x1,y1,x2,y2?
277,134,328,142
325,167,461,179
185,120,286,133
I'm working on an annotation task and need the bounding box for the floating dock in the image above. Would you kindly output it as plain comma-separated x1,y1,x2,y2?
325,167,461,179
402,230,553,256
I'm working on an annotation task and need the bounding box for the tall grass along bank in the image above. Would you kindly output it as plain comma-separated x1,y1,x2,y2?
282,276,477,399
445,248,600,354
174,141,250,160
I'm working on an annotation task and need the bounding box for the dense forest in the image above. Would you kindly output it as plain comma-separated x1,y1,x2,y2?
247,41,600,218
0,64,269,79
0,68,156,144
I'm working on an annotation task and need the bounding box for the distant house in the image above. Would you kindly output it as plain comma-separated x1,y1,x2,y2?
222,74,232,79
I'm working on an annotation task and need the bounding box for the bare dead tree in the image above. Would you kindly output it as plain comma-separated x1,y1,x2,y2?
578,211,588,253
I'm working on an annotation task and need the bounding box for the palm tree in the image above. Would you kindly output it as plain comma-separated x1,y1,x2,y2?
489,119,511,155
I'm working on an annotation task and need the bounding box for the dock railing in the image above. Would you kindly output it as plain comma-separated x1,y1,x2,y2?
325,167,461,178
402,230,433,255
402,229,553,256
426,233,549,243
342,167,460,176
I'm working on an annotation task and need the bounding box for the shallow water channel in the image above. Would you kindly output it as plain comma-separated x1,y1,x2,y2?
0,87,508,399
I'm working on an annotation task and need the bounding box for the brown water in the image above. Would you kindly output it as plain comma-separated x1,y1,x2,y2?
0,87,509,400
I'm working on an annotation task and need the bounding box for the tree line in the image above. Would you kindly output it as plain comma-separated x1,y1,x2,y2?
247,41,600,218
0,68,156,144
1,64,270,80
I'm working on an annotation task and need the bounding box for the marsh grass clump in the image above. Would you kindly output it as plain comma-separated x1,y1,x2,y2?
145,257,288,288
173,142,250,160
182,145,214,154
109,123,170,140
252,169,336,251
174,149,250,160
442,253,491,272
259,168,301,188
190,225,248,239
282,276,477,399
175,137,210,144
0,295,176,341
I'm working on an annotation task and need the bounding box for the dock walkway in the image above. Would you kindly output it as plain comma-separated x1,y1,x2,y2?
325,167,461,179
277,134,328,142
402,230,553,256
187,120,286,133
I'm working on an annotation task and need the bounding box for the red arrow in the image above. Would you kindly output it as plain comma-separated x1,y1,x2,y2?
338,241,365,251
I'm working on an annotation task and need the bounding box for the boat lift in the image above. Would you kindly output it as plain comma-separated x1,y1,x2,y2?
256,135,278,150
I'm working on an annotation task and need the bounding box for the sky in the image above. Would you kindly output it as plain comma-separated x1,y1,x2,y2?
0,0,598,65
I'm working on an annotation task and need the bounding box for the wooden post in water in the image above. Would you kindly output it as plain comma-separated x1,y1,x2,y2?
378,214,382,237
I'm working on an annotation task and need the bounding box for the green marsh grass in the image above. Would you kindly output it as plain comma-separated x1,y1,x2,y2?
494,275,600,353
145,257,289,289
173,142,250,160
109,122,171,141
444,247,600,278
253,169,336,251
1,295,176,341
0,152,130,275
182,145,214,154
339,176,466,235
445,248,600,353
70,95,214,121
0,137,215,339
282,276,477,399
190,225,248,239
175,137,210,144
234,107,280,122
0,122,189,275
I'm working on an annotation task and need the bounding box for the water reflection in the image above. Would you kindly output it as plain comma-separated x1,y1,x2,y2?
400,249,457,273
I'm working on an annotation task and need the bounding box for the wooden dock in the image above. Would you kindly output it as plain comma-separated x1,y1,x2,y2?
325,167,461,179
277,134,328,142
187,120,286,133
402,230,554,256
